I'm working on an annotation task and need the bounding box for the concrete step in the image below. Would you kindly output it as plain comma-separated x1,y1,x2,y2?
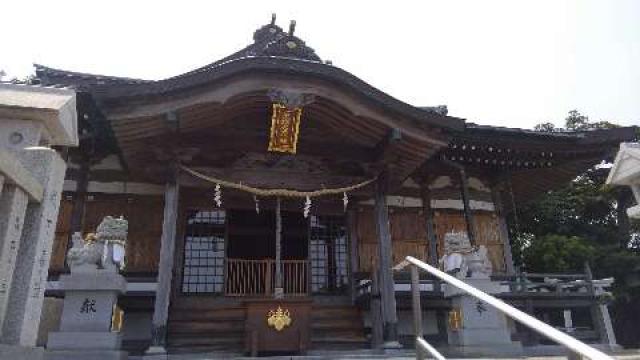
129,351,640,360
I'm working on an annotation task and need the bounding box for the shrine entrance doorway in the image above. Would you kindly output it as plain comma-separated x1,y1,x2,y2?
226,209,309,297
179,207,349,298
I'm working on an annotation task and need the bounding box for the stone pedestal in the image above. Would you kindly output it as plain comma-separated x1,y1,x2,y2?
45,272,127,360
444,279,523,357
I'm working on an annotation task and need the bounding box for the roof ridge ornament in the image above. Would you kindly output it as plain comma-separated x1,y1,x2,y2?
289,20,296,36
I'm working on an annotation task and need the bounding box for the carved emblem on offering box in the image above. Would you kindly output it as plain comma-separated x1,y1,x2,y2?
267,306,292,331
268,103,302,154
448,307,462,331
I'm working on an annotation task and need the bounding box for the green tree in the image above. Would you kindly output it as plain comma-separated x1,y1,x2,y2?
533,122,556,132
565,109,618,131
522,234,594,273
514,110,640,346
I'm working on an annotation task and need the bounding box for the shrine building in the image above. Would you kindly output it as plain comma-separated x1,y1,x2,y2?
35,17,636,356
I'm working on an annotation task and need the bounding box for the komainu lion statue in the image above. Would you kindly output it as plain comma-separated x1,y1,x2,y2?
66,216,128,273
439,231,493,279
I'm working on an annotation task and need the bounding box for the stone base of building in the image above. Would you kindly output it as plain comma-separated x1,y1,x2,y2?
444,343,524,358
143,345,169,358
45,349,128,360
47,331,123,350
0,344,45,360
523,344,622,357
45,332,128,360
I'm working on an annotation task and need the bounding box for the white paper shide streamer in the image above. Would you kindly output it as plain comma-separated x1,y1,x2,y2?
254,195,260,214
214,183,222,207
303,196,312,218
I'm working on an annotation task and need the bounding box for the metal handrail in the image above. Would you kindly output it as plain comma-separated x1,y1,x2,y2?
394,256,614,360
416,337,446,360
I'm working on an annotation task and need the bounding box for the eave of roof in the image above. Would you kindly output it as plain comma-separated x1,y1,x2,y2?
34,64,151,86
464,123,637,144
36,56,466,131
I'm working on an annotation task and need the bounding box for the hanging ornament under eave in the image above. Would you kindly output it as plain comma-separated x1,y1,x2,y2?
303,196,312,218
267,103,302,154
343,192,349,212
214,184,222,207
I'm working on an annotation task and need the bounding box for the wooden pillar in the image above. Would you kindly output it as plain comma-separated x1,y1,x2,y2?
147,178,180,354
347,207,360,304
374,180,399,345
421,185,441,293
410,265,424,342
420,186,439,267
370,269,384,348
492,186,516,275
458,167,476,246
66,156,89,255
274,197,283,298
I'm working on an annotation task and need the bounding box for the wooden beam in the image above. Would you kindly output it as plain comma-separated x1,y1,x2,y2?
374,128,402,164
179,134,377,163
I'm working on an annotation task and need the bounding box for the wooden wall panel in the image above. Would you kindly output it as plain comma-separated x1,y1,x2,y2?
125,196,164,273
389,209,426,242
356,209,377,244
49,194,164,274
356,208,428,273
355,207,506,274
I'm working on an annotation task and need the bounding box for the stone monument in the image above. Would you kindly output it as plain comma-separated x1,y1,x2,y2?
440,231,522,357
0,84,77,360
45,216,129,360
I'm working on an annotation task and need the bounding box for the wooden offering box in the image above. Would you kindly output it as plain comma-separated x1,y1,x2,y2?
244,298,312,356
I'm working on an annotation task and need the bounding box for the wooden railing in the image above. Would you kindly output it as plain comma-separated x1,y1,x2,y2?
225,258,308,297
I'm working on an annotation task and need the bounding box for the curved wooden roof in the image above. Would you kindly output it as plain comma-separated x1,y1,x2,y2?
34,19,637,196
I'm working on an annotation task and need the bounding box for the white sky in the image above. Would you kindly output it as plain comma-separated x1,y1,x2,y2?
1,0,638,129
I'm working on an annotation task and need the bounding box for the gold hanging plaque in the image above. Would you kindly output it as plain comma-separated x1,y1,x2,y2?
267,306,292,331
268,103,302,154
